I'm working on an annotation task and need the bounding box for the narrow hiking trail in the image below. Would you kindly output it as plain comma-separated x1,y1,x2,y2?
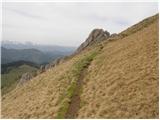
65,45,103,119
65,64,90,118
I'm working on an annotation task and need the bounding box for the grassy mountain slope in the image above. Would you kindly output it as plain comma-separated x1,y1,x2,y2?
1,14,159,118
1,62,38,95
77,14,159,118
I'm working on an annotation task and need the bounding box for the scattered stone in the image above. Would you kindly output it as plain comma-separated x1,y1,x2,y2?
18,72,33,86
40,65,45,73
45,64,50,71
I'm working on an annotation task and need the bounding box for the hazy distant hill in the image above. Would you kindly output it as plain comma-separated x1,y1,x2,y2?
1,41,76,55
1,47,73,64
1,47,50,64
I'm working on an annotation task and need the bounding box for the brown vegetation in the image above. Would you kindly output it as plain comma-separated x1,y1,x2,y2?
1,14,159,119
78,15,159,118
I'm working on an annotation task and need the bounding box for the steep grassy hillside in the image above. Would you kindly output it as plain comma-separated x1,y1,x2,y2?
1,62,38,95
77,14,159,118
1,14,159,119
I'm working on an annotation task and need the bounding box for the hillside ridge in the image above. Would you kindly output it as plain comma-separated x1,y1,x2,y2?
1,14,159,119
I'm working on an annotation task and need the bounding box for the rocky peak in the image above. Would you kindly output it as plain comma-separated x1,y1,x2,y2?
75,28,110,53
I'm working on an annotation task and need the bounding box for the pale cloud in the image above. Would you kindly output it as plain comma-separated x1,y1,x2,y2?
2,2,158,46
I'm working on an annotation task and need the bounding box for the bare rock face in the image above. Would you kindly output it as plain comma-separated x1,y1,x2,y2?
35,29,111,75
75,29,110,53
18,72,33,86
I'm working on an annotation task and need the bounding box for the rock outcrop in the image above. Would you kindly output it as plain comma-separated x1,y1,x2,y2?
18,72,33,86
51,58,61,67
44,64,50,71
75,29,110,53
108,33,119,41
37,56,70,73
40,65,45,73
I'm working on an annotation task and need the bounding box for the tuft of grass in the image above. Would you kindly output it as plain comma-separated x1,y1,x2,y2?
72,51,98,78
56,79,77,118
56,98,70,119
66,81,77,98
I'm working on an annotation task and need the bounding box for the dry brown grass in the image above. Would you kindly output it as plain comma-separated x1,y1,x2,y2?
1,54,71,118
1,45,98,118
1,60,73,118
78,17,159,118
1,14,159,118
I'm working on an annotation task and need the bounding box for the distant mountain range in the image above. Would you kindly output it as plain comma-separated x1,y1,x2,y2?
1,47,51,64
1,41,76,64
1,40,76,54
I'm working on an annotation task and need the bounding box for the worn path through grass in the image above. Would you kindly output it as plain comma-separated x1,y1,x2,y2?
65,63,90,118
65,46,103,118
56,45,103,119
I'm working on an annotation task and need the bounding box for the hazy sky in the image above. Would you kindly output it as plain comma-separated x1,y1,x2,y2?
2,2,158,47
